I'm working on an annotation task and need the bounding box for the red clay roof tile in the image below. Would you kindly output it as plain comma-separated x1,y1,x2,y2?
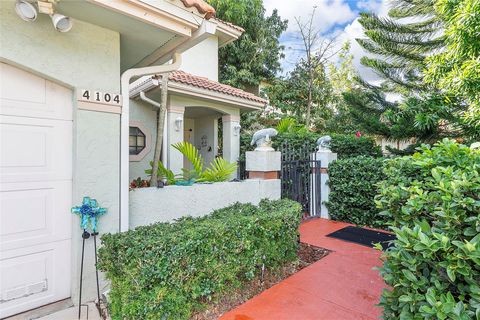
180,0,215,19
169,71,267,104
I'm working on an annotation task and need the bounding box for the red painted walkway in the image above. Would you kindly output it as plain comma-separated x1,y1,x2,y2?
220,219,386,320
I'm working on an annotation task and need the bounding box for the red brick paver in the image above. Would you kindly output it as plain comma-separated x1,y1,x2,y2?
220,219,386,320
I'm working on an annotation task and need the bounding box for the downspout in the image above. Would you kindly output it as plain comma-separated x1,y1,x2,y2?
119,53,182,232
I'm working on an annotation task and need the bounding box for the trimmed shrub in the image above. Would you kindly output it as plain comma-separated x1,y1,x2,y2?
329,134,382,159
326,156,386,228
241,131,382,159
98,199,302,320
376,139,480,319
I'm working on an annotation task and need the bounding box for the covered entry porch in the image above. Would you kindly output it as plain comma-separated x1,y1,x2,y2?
128,70,266,180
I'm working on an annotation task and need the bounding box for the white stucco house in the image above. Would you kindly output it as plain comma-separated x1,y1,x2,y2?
0,0,269,318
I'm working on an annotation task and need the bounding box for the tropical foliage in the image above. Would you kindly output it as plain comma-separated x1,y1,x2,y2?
98,199,303,320
376,140,480,319
275,117,308,134
145,142,237,185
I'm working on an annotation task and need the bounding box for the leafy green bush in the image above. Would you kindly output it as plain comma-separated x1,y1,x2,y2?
376,139,480,319
240,131,382,159
326,156,386,228
98,199,303,320
329,134,382,159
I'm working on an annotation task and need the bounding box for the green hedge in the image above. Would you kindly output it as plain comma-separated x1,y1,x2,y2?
326,156,386,228
240,132,382,160
376,140,480,319
98,199,302,320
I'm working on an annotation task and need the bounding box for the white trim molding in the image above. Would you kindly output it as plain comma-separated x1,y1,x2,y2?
77,100,122,114
129,120,152,162
167,105,186,114
222,114,240,122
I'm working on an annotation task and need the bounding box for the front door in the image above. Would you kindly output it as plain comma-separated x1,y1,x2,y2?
0,63,73,318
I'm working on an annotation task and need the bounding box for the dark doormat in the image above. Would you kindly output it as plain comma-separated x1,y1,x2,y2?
326,226,396,250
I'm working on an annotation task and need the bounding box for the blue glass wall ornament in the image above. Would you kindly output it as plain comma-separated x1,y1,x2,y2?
71,196,107,233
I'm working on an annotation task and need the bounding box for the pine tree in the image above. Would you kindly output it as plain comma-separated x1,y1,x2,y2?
343,0,461,141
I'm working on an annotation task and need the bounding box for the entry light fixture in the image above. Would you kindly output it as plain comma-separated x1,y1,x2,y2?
15,0,38,21
51,13,72,32
175,117,183,132
233,124,242,136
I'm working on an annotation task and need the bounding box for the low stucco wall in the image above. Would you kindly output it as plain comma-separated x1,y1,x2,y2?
129,179,281,228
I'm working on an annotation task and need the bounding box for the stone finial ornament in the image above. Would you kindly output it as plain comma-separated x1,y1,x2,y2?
251,128,278,151
316,135,332,151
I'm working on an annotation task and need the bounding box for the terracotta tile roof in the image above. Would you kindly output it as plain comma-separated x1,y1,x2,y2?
212,17,245,32
180,0,215,19
169,71,266,104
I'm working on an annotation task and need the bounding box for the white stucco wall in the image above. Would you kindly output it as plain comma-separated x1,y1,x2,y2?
180,35,219,81
129,179,281,228
1,1,120,305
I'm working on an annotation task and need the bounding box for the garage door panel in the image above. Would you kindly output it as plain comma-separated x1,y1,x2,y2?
0,63,73,317
0,240,71,318
0,181,72,251
0,115,72,183
0,63,72,121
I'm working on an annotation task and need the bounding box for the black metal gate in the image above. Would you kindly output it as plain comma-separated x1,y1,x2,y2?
280,142,322,217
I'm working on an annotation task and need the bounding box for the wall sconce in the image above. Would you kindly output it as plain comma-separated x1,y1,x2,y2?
174,117,183,132
233,124,241,136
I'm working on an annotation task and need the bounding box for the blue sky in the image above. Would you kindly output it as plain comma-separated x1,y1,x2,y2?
263,0,389,82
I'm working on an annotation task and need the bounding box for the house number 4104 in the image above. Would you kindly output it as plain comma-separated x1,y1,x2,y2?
80,89,122,105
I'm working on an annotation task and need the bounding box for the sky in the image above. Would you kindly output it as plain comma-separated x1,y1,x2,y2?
263,0,390,83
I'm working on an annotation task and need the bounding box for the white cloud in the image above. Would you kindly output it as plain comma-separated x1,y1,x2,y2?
335,18,380,82
264,0,356,33
356,0,384,13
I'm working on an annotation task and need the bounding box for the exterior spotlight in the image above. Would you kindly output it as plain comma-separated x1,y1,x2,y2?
51,13,72,32
15,0,37,22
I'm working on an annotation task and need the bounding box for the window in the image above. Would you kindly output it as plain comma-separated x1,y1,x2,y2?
129,126,146,155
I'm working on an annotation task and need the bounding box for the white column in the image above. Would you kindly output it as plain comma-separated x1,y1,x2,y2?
222,115,240,177
167,106,185,175
313,150,337,219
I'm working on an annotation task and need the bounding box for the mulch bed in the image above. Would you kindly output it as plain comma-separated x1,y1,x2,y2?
192,243,330,320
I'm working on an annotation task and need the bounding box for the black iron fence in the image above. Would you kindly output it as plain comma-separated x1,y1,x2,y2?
238,142,322,217
280,144,321,217
237,160,247,180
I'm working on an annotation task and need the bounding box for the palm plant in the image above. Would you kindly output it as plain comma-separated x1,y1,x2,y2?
201,157,238,182
172,141,204,177
276,117,308,134
145,141,237,185
145,160,176,185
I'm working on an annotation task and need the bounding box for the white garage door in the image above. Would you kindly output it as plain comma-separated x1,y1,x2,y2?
0,63,72,318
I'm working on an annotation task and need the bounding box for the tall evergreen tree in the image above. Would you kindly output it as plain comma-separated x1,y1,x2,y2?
425,0,480,139
343,0,464,141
